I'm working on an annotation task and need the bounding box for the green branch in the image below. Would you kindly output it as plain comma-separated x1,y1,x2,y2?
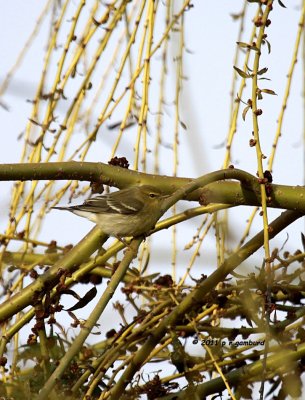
0,162,304,212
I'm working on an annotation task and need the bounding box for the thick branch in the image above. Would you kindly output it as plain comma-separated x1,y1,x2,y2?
0,162,304,212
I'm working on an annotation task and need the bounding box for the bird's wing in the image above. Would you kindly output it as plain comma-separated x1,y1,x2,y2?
107,195,144,214
76,192,145,215
72,195,111,213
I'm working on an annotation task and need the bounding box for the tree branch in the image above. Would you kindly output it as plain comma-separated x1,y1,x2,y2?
0,162,304,212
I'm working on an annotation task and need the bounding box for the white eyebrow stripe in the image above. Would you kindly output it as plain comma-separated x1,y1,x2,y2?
121,202,138,211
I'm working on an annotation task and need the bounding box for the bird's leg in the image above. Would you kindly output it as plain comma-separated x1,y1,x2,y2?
115,236,141,258
115,235,131,248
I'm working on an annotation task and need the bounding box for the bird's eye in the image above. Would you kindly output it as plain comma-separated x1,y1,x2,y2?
149,193,156,198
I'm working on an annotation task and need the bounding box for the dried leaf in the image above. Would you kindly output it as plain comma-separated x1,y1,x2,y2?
66,287,97,312
237,41,250,48
242,105,251,121
61,289,80,300
266,377,281,397
180,120,187,130
301,232,305,251
233,66,252,79
28,118,42,127
261,88,277,95
257,67,268,76
237,41,259,52
230,12,243,20
246,63,253,72
265,39,271,54
236,93,249,105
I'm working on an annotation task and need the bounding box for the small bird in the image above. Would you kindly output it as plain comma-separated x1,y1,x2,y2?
53,185,168,239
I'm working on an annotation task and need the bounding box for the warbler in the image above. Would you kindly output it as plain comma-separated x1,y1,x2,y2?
53,185,168,239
